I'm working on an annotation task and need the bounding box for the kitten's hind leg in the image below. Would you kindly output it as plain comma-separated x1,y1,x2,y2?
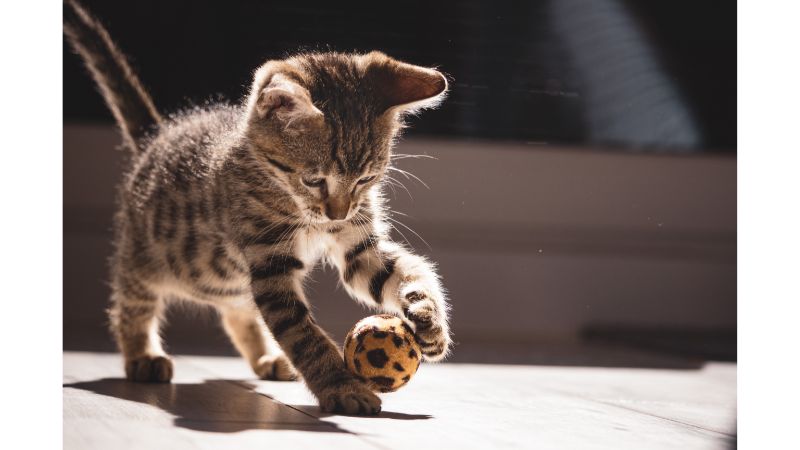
220,307,297,381
108,277,173,383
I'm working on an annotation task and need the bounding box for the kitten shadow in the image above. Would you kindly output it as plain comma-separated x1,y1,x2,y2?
64,378,430,435
288,404,433,420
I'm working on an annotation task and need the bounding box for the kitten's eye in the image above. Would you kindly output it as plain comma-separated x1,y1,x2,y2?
357,175,376,185
302,176,326,188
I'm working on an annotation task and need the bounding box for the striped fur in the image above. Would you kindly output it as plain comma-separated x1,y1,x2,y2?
66,1,451,416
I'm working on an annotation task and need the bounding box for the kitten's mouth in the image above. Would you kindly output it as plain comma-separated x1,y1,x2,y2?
306,207,359,224
323,215,354,224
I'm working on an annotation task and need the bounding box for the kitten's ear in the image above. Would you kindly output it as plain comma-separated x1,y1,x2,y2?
362,52,448,113
253,73,323,132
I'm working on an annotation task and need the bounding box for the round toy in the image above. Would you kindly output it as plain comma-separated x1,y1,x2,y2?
343,314,422,392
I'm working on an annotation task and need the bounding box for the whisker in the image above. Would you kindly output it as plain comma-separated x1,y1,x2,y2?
386,220,412,248
381,177,399,197
387,166,430,190
389,209,412,218
386,214,431,250
384,175,414,200
390,153,437,161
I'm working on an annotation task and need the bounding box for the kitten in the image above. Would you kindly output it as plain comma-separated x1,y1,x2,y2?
64,0,451,415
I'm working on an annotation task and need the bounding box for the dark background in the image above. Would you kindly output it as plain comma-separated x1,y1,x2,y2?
63,0,736,152
64,0,736,366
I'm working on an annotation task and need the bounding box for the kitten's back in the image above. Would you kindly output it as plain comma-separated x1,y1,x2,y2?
123,104,243,211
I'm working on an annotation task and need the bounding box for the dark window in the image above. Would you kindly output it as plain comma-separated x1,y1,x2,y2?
63,0,735,152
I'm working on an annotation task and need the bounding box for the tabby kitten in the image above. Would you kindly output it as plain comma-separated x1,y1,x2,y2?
64,0,452,415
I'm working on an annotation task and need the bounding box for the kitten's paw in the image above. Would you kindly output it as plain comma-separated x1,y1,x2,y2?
405,293,436,330
125,355,173,383
319,381,382,416
404,293,451,361
255,354,298,381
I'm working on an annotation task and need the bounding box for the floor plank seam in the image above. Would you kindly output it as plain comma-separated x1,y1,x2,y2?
227,381,398,450
593,400,737,438
542,386,735,438
224,379,321,419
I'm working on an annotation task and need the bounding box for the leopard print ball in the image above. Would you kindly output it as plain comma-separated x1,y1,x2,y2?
343,314,422,393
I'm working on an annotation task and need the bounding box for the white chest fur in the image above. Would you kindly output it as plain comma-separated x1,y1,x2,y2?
294,227,339,268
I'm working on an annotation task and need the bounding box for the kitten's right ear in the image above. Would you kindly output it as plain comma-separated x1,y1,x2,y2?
249,70,323,132
361,51,449,114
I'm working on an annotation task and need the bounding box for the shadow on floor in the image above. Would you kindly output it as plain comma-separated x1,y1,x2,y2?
64,378,430,433
288,404,433,421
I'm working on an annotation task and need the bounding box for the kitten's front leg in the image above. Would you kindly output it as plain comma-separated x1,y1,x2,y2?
249,258,381,415
339,237,452,361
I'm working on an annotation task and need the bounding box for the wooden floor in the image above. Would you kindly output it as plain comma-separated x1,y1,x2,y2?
64,351,736,449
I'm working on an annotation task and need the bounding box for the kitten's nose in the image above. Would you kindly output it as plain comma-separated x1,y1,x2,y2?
325,197,350,221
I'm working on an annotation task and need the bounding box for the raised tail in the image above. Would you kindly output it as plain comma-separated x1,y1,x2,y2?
63,0,162,151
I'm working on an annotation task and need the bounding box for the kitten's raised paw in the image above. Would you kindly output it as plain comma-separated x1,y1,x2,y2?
416,329,450,361
320,382,382,416
125,355,173,383
404,295,451,361
255,354,298,381
405,296,436,331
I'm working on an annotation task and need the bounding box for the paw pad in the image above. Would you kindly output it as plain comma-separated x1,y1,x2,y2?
125,355,173,383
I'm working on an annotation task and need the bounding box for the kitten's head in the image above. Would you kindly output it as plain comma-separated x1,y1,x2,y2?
243,51,447,223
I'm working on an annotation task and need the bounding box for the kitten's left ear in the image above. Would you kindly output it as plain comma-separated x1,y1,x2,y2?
361,51,448,114
248,68,324,133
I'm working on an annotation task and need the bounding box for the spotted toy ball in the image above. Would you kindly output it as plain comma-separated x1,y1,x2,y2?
343,314,422,393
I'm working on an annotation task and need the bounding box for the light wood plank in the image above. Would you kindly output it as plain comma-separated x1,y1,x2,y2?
65,352,736,450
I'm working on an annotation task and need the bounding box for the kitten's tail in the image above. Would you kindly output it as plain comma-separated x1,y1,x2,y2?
63,0,162,151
